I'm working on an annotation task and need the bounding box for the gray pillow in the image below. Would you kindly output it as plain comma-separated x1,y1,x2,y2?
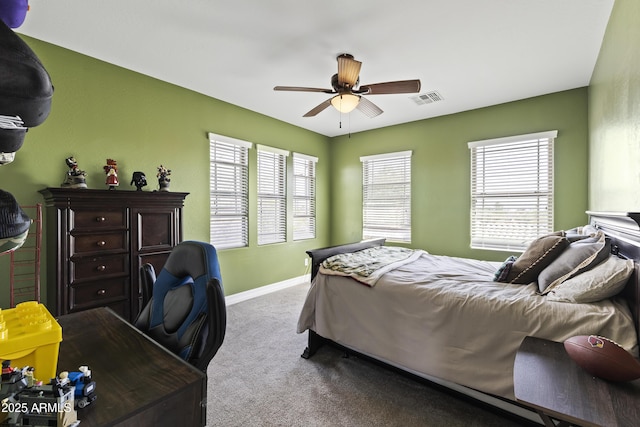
538,231,611,294
546,255,633,303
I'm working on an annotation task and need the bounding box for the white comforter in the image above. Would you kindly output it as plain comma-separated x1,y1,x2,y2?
297,252,638,399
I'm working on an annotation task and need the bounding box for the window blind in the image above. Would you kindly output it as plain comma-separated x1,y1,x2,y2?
468,131,556,251
293,153,317,240
257,145,289,245
360,151,412,243
209,133,251,249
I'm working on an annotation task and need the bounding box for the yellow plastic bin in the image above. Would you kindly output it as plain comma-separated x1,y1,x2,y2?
0,301,62,381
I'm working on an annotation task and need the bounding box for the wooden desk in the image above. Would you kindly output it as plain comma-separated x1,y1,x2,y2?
56,307,206,426
514,336,640,427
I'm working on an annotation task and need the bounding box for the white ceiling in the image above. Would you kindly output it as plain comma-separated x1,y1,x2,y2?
17,0,614,137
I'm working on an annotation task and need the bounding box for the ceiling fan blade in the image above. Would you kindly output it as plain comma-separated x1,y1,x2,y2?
359,79,421,95
274,86,334,94
356,97,383,118
303,99,333,117
337,54,361,88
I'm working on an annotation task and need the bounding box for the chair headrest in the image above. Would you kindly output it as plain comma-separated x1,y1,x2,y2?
163,241,221,286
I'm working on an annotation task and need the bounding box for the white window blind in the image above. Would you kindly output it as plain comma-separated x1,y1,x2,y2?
209,133,251,249
468,130,556,251
360,151,412,243
293,152,317,240
257,145,289,245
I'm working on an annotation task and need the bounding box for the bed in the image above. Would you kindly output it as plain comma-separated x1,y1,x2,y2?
297,211,640,419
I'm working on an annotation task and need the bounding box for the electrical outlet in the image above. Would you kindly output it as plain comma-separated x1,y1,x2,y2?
304,258,309,267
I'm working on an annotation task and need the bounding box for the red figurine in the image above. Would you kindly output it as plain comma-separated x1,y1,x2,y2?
104,158,119,190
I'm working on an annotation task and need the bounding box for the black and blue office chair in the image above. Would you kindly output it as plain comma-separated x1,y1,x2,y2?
134,241,226,372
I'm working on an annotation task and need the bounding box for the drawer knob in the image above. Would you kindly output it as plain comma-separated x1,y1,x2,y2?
96,241,106,247
96,265,107,272
96,216,106,222
97,289,107,296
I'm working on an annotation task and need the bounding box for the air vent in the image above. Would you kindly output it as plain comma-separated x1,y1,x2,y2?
410,91,443,106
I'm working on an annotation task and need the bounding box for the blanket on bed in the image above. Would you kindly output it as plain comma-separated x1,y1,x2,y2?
319,246,426,286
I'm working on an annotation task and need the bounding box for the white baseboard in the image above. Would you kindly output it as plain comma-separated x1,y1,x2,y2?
225,274,310,306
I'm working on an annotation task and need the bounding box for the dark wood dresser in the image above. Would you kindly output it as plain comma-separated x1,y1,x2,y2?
39,187,188,322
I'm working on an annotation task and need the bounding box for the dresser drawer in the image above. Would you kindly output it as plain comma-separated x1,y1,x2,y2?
71,208,126,230
69,278,128,309
70,255,128,282
70,231,127,255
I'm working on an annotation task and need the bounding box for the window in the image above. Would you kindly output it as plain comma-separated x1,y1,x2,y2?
257,144,289,245
292,153,317,240
468,130,556,251
209,133,251,249
360,151,412,243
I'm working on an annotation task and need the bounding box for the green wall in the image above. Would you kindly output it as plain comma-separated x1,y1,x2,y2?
0,37,331,302
588,0,640,211
0,33,592,307
329,89,589,262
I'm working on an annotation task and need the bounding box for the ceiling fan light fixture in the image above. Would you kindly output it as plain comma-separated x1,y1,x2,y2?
337,54,361,87
331,93,360,113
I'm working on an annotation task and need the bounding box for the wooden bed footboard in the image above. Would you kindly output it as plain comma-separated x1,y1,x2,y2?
302,238,385,358
305,238,385,281
301,238,386,359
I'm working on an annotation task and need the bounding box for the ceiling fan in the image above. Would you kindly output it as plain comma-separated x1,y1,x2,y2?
274,53,421,118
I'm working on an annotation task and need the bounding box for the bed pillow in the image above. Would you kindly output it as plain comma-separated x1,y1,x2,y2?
538,231,611,294
494,256,517,282
506,232,569,284
546,255,634,303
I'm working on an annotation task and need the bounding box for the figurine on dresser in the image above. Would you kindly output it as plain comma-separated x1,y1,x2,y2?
130,171,147,191
104,159,119,190
61,156,87,189
157,165,171,192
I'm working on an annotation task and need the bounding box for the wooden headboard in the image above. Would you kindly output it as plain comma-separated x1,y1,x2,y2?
587,211,640,344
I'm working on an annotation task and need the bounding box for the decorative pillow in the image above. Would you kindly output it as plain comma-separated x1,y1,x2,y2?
506,232,569,284
494,255,517,282
546,255,634,303
538,231,611,294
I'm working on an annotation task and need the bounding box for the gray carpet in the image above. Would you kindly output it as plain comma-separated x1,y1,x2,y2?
206,283,533,426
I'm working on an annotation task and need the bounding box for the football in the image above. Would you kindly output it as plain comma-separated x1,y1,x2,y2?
564,335,640,382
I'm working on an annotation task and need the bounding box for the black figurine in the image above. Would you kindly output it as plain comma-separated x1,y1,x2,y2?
130,171,147,191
